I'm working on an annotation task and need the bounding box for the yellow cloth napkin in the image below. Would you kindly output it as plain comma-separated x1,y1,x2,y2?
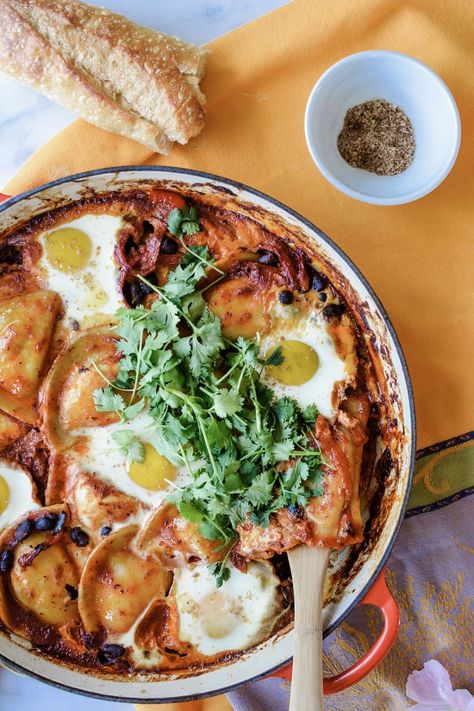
4,0,474,707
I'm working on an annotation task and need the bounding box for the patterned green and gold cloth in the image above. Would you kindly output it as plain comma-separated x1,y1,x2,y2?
228,432,474,710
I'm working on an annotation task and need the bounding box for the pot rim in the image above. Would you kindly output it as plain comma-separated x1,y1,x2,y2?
0,165,416,702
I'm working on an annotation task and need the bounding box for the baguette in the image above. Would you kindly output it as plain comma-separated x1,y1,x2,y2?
0,0,209,152
12,0,207,144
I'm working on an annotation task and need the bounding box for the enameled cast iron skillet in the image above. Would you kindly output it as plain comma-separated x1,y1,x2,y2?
0,167,415,702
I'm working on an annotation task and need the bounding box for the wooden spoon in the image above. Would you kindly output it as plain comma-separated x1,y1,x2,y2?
287,545,330,711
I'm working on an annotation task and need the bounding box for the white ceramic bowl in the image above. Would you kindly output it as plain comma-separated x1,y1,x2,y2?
305,50,461,205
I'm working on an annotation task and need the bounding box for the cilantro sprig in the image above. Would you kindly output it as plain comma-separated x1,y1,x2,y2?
168,205,201,237
94,210,323,585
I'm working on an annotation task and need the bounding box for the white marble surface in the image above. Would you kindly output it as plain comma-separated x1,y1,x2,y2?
0,2,288,707
0,0,288,189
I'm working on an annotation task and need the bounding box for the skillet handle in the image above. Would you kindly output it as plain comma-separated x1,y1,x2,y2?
0,193,11,203
271,569,399,694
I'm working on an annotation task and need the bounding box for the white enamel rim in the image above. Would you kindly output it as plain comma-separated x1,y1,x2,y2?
304,50,461,205
0,167,416,702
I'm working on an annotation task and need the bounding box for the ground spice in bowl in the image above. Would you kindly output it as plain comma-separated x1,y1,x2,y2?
337,99,415,176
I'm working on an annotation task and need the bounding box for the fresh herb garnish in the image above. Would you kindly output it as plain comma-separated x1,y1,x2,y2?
167,205,201,238
94,212,323,584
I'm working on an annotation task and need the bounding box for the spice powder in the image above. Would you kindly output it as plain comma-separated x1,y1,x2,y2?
337,99,415,176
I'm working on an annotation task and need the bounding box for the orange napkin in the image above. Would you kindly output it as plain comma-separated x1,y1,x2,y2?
4,0,474,706
6,0,474,452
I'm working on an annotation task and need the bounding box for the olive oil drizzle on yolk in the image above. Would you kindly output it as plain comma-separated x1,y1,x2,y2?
128,444,177,491
45,228,92,273
265,340,319,386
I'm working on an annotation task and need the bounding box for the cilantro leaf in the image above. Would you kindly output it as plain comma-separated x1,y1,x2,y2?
111,430,145,463
303,404,319,425
212,388,244,418
259,346,284,366
92,231,326,586
93,387,125,413
167,205,201,238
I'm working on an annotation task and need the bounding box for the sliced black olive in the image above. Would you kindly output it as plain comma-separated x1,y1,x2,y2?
98,644,125,664
323,303,345,319
124,272,158,307
278,290,293,305
34,513,58,532
258,251,278,266
100,525,112,537
160,236,178,255
127,281,143,307
65,583,78,600
70,527,89,548
318,292,327,302
52,511,67,534
0,549,13,574
311,270,328,292
14,519,34,544
139,271,158,295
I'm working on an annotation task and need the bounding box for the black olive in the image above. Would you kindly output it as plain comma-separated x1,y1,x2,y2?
323,303,346,319
0,549,13,574
82,633,95,649
100,526,112,537
258,251,278,266
52,511,67,534
311,270,328,292
34,513,58,532
160,236,178,255
318,292,327,302
287,505,304,519
124,273,158,307
127,281,144,307
70,527,89,548
278,290,293,305
98,644,125,664
65,583,78,600
14,519,34,544
139,271,158,295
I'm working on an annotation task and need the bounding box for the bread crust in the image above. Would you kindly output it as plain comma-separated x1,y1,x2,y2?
1,0,208,151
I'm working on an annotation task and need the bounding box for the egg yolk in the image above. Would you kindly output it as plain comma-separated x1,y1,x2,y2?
0,475,9,515
128,444,176,491
45,228,92,273
265,340,319,385
201,591,240,638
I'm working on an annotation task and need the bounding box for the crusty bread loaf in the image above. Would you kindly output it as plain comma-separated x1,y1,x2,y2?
0,0,208,152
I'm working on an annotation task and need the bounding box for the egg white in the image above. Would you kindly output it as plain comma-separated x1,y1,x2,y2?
36,214,124,328
70,412,194,508
0,459,39,531
111,600,163,669
172,561,281,656
260,306,348,421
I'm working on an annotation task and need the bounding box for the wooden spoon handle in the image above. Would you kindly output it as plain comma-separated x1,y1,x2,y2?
288,545,330,711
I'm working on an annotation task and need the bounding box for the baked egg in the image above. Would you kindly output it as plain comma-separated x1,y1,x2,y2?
260,301,349,420
171,561,281,655
70,412,194,508
36,214,124,328
0,459,39,531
